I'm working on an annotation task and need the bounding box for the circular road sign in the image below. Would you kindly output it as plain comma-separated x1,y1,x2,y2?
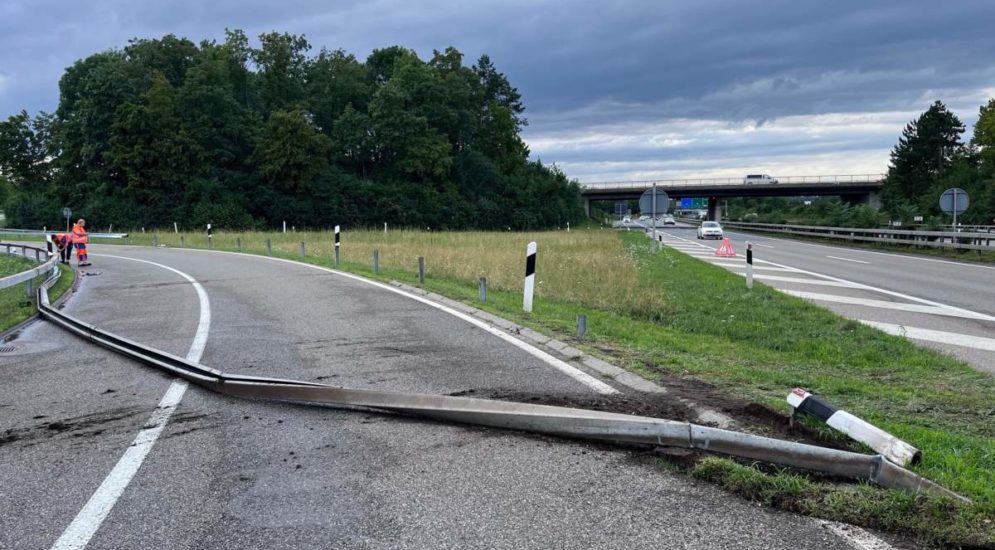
939,188,969,215
62,207,72,219
638,188,669,214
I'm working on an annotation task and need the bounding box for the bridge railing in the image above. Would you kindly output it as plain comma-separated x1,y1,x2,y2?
580,174,885,189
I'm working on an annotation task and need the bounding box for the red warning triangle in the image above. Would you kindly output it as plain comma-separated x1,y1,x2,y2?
715,238,737,257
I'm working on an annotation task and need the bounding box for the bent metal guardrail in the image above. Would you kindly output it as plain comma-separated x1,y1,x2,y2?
33,263,966,502
0,243,58,292
0,228,129,239
718,221,995,251
580,174,886,190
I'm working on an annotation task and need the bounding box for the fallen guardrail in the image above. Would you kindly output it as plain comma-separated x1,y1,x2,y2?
33,264,968,503
717,221,995,251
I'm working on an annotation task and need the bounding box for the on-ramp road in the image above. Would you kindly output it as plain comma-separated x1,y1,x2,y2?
1,244,886,549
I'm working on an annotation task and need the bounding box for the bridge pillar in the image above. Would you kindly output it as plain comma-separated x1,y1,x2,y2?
707,197,719,221
864,191,882,210
583,197,591,217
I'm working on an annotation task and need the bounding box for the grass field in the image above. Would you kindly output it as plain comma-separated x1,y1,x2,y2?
0,253,75,333
96,227,994,545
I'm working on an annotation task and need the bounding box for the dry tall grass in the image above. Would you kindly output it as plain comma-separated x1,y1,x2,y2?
109,228,661,313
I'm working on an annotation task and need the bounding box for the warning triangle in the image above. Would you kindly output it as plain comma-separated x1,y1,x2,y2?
715,238,737,257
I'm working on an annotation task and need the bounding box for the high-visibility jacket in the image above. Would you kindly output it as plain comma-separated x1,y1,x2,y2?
72,224,89,245
54,233,71,247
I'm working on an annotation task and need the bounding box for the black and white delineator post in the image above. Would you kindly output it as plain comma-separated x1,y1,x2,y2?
334,225,341,266
746,241,753,289
523,241,537,312
787,388,921,466
206,223,213,249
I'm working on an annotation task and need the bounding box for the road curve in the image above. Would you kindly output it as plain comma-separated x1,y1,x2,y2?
1,244,864,549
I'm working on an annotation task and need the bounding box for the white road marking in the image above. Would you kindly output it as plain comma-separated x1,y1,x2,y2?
711,263,800,272
741,274,859,288
51,255,210,550
822,520,895,550
752,243,775,248
130,247,618,395
859,321,995,352
826,255,870,264
783,290,993,321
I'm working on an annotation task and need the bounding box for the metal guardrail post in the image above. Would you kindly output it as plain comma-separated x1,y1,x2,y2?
266,239,272,256
417,256,425,283
577,315,587,339
479,277,486,303
373,249,380,274
299,242,305,258
180,235,185,248
25,278,32,300
237,237,241,252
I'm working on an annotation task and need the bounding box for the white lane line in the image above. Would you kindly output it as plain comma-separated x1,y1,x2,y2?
741,274,859,288
712,263,800,272
822,520,895,550
752,243,775,249
826,255,870,265
783,290,994,321
51,255,210,550
124,248,618,395
667,233,995,323
859,321,995,352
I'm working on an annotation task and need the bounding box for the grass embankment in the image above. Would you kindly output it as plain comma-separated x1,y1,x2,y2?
0,254,75,333
105,228,993,546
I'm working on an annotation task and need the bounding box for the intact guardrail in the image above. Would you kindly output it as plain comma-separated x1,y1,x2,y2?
714,221,995,251
0,243,58,297
581,174,886,190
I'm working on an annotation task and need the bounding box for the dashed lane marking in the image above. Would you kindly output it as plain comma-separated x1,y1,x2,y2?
827,255,870,264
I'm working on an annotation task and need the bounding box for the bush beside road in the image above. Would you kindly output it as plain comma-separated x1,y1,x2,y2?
0,255,75,334
95,228,993,546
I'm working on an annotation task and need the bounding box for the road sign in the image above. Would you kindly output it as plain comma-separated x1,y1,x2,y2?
62,207,71,219
639,188,669,214
679,197,707,209
939,188,969,215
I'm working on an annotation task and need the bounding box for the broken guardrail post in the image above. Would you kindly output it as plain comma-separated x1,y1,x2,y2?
373,248,380,274
180,235,185,248
299,241,305,258
417,256,425,283
236,237,241,253
746,241,753,290
787,388,921,466
577,315,587,339
479,277,487,303
266,238,272,256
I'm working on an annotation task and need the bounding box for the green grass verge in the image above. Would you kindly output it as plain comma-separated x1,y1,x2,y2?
0,257,75,334
98,231,993,545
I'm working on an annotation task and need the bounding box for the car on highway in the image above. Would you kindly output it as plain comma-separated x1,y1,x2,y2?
622,215,631,222
743,174,778,184
663,215,676,225
697,221,724,239
638,215,650,221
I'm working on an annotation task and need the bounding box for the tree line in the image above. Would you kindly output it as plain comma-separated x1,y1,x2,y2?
0,31,585,231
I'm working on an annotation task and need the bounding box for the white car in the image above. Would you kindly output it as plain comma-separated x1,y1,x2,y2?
743,174,778,184
663,215,677,225
697,221,724,239
638,215,650,221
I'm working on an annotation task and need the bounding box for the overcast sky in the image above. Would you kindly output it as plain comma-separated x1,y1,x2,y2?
2,0,994,182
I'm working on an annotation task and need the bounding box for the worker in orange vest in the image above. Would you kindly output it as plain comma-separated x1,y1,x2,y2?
72,218,91,266
52,232,73,264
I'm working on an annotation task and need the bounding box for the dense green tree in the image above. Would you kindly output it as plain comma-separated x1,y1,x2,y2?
5,31,584,230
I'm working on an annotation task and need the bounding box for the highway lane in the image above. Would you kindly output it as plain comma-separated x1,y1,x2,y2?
648,224,995,374
0,244,861,549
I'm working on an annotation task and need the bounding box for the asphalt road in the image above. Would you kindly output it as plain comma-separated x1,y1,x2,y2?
642,222,995,374
0,245,864,549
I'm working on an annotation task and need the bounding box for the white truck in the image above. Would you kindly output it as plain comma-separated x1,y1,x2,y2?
743,174,778,184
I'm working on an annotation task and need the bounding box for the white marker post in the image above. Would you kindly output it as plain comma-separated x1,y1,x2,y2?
282,220,287,234
746,241,753,289
523,241,537,312
334,225,341,266
174,222,178,234
384,221,388,234
206,223,213,249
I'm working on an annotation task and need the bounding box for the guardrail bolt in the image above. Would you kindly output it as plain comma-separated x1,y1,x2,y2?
417,256,425,283
577,315,587,339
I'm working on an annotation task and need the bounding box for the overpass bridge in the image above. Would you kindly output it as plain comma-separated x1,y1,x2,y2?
579,174,885,219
